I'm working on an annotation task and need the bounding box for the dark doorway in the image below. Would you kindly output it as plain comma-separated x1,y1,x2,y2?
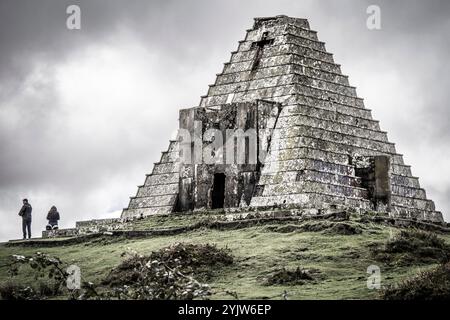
353,155,391,210
211,173,226,209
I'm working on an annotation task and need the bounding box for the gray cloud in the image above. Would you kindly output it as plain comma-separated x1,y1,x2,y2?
0,0,449,240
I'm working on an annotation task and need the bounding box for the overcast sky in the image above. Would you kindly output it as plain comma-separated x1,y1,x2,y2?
0,0,449,241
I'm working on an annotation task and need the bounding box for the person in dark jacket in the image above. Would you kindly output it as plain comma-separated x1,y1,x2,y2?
18,199,32,239
46,206,60,230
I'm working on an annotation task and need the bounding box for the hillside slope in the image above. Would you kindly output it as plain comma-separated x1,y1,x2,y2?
1,210,449,300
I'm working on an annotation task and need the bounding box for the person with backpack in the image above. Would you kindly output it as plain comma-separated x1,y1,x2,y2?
46,206,60,230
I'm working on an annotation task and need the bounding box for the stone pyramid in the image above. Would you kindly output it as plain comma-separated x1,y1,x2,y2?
121,15,443,223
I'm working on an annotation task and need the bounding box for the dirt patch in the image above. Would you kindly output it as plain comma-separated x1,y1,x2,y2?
371,230,450,265
382,263,450,300
264,225,302,233
264,267,320,286
299,221,332,232
324,223,362,235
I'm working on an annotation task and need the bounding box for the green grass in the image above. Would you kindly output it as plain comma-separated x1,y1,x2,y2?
0,213,449,300
129,211,225,230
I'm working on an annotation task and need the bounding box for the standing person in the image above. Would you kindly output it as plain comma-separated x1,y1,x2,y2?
18,199,32,240
46,206,60,230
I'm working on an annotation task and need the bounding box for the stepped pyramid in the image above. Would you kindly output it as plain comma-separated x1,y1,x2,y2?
122,15,443,223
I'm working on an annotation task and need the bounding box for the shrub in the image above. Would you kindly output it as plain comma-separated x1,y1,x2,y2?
371,230,450,265
100,243,234,300
382,263,450,300
104,243,233,286
0,281,39,300
0,252,70,300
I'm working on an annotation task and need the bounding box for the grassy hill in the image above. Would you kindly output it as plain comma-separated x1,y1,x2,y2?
0,210,449,300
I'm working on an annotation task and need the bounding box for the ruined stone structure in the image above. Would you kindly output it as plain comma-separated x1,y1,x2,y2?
121,15,443,223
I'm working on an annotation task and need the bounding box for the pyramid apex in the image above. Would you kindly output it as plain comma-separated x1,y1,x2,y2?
253,15,310,30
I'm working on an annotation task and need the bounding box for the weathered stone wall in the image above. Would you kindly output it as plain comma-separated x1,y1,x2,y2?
42,218,134,238
178,101,280,211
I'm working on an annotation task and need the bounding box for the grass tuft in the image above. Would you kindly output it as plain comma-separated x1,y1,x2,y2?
382,262,450,300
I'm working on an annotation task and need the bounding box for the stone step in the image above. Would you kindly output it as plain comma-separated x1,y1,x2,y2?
232,39,332,64
392,185,426,199
235,35,334,63
215,64,349,87
270,127,396,154
277,115,388,142
200,84,297,107
292,54,342,75
250,16,311,34
281,104,380,131
265,143,404,166
160,150,179,163
288,95,372,119
216,65,293,85
391,164,412,177
294,84,363,108
261,158,356,176
260,180,369,198
250,191,373,210
152,162,180,175
295,64,349,86
136,183,179,197
76,218,120,228
207,74,296,96
285,33,333,61
259,168,362,186
296,74,356,97
223,54,290,74
201,95,368,121
285,23,319,40
201,83,364,110
269,135,401,163
261,151,412,177
41,228,79,239
390,205,443,223
264,146,350,165
391,195,435,212
208,72,357,99
258,168,421,191
391,174,420,189
202,86,364,111
245,22,319,43
224,49,342,75
121,206,173,219
250,16,309,27
144,172,179,186
128,194,177,210
167,140,179,153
